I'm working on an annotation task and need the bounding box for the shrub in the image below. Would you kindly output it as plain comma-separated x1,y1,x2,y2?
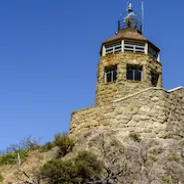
19,136,40,150
161,176,173,184
74,151,103,182
0,150,28,166
169,153,180,162
53,133,75,157
0,136,39,166
39,142,54,153
6,144,20,153
179,140,184,147
5,136,41,154
0,174,3,182
40,159,80,184
149,155,158,162
40,151,103,184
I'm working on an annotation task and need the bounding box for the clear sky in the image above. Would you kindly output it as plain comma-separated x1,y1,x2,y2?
0,0,183,150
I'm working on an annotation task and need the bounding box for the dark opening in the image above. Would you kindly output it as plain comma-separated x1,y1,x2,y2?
105,65,117,83
151,72,159,87
127,65,143,81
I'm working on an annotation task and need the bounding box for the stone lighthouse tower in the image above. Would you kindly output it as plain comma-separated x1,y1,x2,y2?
96,3,162,106
70,3,184,140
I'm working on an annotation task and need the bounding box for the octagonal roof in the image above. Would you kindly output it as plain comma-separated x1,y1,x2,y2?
103,28,147,44
102,28,160,52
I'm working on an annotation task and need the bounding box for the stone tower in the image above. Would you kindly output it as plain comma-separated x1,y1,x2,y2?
96,4,162,106
70,3,184,140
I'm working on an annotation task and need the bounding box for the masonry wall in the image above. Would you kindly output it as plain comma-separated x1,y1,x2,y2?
70,88,184,140
95,52,162,106
164,88,184,139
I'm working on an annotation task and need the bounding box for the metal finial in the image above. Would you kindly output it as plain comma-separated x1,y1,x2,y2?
128,3,133,12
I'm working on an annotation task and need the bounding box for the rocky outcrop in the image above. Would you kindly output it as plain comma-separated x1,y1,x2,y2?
75,129,184,184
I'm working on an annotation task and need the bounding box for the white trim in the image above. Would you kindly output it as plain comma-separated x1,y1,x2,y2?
104,71,107,83
113,86,184,103
124,41,145,53
102,45,106,57
105,42,122,55
145,43,148,54
157,52,160,62
167,86,183,92
121,40,124,52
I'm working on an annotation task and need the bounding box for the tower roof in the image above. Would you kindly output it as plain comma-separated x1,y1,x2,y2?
103,28,146,44
102,28,160,51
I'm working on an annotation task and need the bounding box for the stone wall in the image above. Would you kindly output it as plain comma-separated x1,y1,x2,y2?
70,87,184,140
95,52,162,106
164,88,184,139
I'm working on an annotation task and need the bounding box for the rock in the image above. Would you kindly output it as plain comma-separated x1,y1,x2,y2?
132,115,150,122
151,97,160,102
139,106,151,114
44,146,61,160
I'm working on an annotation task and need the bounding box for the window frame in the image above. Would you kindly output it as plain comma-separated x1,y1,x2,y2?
148,46,159,60
104,65,117,83
126,64,143,81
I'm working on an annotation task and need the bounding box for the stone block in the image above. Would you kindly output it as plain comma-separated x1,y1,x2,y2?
132,115,150,122
139,106,151,114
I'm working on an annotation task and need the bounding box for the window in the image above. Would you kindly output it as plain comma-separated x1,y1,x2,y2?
124,41,145,53
105,65,117,83
127,65,143,81
151,72,159,86
105,42,122,55
148,46,159,60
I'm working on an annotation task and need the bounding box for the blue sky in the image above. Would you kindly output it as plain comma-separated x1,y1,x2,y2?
0,0,183,150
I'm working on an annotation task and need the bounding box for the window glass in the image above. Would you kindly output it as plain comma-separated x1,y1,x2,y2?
148,46,159,60
105,65,117,83
127,65,142,81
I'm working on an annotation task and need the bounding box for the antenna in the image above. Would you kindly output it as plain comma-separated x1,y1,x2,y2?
126,0,129,12
141,0,145,33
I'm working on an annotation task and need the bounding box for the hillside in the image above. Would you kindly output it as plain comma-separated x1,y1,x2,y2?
0,130,184,184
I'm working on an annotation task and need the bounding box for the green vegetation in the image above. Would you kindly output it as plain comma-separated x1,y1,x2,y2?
179,140,184,147
161,176,173,184
53,133,75,157
169,153,180,162
0,132,75,167
0,174,3,182
0,150,28,166
5,136,40,153
2,132,184,184
149,154,158,162
0,135,40,166
39,142,54,153
39,133,75,157
39,151,103,184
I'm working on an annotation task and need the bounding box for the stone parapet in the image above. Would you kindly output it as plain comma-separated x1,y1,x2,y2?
70,87,184,140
